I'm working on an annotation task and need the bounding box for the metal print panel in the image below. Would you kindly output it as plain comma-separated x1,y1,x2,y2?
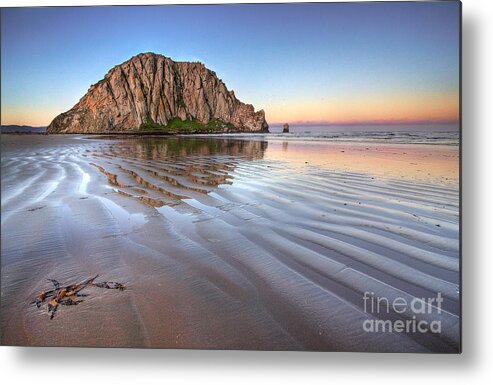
0,1,461,352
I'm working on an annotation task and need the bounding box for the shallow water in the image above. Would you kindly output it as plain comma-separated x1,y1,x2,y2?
1,134,459,351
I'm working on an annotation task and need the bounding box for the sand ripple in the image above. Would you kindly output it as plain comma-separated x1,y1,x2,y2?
1,135,459,351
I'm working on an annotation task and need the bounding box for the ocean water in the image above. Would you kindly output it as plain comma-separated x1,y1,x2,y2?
197,123,460,146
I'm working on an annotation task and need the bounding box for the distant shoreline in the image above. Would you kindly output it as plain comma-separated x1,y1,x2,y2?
1,131,47,135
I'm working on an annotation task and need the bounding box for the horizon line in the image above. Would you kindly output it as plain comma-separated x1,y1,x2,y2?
269,119,459,126
1,118,460,128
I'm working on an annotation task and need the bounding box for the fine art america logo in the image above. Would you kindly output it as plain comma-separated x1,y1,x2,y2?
362,292,443,334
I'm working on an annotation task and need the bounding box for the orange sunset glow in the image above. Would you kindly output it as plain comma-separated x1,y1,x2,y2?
264,90,459,125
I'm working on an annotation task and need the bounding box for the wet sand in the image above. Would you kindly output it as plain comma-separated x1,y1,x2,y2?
1,134,459,351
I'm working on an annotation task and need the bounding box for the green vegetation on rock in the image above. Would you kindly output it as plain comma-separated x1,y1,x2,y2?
140,117,236,133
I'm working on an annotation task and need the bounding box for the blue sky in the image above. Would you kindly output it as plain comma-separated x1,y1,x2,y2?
1,2,460,125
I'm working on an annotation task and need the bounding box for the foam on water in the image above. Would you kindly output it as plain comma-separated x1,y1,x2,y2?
189,124,460,146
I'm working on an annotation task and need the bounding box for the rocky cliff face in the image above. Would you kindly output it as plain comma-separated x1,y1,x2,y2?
47,53,269,134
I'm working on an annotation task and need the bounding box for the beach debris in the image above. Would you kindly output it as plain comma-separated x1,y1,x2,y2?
92,281,126,291
27,206,45,212
31,275,127,319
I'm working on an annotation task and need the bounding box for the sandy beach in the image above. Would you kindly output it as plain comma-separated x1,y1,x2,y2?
0,133,459,351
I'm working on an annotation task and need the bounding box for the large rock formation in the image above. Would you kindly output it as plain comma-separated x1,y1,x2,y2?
47,52,269,134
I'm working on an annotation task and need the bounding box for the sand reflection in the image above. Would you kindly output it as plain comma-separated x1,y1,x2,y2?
264,140,459,185
89,137,268,207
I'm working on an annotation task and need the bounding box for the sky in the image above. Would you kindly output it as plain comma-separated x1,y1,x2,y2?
1,2,460,126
